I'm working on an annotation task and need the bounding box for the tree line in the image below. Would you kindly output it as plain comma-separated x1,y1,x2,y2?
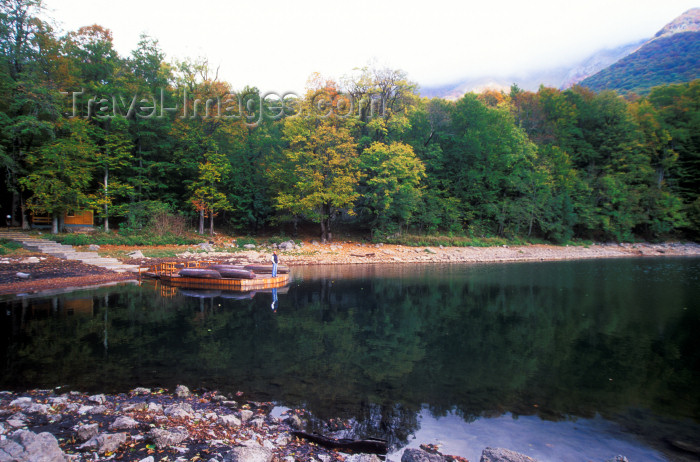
1,0,699,241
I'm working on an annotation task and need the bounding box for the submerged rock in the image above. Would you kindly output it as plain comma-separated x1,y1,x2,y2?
401,448,445,461
222,445,273,462
480,447,538,462
0,429,67,462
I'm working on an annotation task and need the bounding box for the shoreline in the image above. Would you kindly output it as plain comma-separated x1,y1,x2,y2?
1,241,699,296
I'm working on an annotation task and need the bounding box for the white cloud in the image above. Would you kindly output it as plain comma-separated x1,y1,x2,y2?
41,0,699,92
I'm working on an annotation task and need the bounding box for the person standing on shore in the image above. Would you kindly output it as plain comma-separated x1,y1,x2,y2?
271,251,279,277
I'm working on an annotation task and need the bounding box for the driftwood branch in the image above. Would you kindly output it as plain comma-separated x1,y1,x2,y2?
292,431,387,454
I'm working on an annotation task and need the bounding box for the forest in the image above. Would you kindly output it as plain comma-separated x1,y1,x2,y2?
1,0,699,243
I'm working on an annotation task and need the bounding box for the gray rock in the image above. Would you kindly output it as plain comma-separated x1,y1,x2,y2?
283,413,305,430
127,250,145,258
147,402,163,413
240,409,254,422
275,433,292,447
48,396,68,405
109,416,139,430
9,397,31,408
20,257,39,264
88,394,106,404
25,403,50,414
605,457,630,462
75,423,99,442
6,412,27,429
147,427,188,449
15,272,31,279
87,405,109,415
139,457,155,462
480,447,538,462
164,403,193,418
77,405,94,414
131,387,151,395
218,414,241,428
222,446,273,462
198,243,214,251
174,385,191,398
401,448,446,462
346,455,382,462
0,429,67,462
79,432,127,454
122,402,148,412
249,417,265,428
63,403,80,413
243,244,256,249
278,240,295,250
88,244,100,250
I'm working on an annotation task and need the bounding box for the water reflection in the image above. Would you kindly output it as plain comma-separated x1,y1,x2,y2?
1,259,699,460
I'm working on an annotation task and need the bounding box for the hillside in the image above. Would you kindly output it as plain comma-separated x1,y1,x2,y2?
579,30,700,94
580,8,700,95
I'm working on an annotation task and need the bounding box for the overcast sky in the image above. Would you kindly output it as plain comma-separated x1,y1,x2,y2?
41,0,698,92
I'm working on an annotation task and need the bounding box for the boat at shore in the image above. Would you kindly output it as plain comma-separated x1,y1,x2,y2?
142,261,290,290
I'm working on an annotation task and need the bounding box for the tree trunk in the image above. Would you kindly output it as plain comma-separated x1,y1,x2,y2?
198,210,204,234
104,167,110,233
52,213,59,234
320,204,332,243
19,195,30,230
209,212,214,236
11,193,19,227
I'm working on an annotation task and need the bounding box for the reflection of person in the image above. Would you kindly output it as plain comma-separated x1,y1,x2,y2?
271,288,278,312
271,251,279,277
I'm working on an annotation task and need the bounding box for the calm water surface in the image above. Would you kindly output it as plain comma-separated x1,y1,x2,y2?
1,258,699,461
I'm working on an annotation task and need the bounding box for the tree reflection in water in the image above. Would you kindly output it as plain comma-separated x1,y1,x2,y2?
1,259,699,457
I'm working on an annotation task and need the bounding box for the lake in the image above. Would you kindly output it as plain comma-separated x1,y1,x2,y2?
1,258,699,461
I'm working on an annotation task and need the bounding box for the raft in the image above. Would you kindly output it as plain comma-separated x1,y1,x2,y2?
179,268,222,279
142,260,290,291
244,264,290,274
207,265,257,279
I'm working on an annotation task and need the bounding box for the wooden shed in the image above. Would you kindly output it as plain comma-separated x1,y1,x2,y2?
31,210,94,229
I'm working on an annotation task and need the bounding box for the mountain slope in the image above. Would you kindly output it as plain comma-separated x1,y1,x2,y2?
560,39,645,89
580,9,700,95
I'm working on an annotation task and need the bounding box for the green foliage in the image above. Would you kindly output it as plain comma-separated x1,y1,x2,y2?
0,238,23,255
0,2,698,243
379,234,510,247
236,237,258,248
52,232,198,246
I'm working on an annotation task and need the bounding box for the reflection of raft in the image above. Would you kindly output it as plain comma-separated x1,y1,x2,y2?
143,260,290,291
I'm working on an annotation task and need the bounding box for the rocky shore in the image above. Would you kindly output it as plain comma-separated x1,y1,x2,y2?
0,387,544,462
